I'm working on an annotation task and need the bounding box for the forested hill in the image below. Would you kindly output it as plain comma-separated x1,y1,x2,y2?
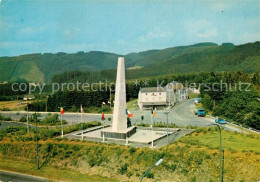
0,41,259,83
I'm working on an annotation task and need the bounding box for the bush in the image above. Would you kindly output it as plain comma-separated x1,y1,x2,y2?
19,115,27,122
118,163,128,175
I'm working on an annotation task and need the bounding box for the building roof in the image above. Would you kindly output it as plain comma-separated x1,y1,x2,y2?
140,87,165,93
23,94,35,99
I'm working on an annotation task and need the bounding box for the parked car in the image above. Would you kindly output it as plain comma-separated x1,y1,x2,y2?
194,98,201,104
215,118,227,124
197,108,206,117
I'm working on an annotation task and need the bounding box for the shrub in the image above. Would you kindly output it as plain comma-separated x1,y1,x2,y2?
129,147,136,154
19,115,27,122
118,163,128,175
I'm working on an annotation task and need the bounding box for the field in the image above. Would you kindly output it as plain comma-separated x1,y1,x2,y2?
127,99,138,109
0,125,259,182
0,100,27,111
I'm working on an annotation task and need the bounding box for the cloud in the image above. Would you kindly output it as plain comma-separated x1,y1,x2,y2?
183,20,218,38
210,1,231,11
18,26,44,37
138,28,173,43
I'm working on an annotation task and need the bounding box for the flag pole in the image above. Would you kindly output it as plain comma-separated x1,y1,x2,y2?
102,102,105,142
61,112,63,138
110,87,112,108
151,114,154,148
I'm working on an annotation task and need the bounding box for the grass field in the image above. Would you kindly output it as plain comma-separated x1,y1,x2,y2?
0,101,28,111
179,128,260,153
127,98,138,109
0,126,259,182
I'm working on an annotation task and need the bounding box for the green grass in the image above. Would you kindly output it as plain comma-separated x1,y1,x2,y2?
180,128,260,153
0,125,259,181
127,99,138,109
189,93,200,99
0,157,117,182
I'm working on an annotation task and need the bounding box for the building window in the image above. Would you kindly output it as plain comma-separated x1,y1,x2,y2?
146,93,147,95
159,92,161,95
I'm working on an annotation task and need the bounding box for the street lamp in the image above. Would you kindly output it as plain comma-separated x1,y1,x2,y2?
26,95,29,133
164,111,170,144
206,123,223,182
139,158,163,182
34,111,39,170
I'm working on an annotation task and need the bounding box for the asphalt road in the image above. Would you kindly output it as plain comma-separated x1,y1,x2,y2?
0,170,49,182
0,99,247,132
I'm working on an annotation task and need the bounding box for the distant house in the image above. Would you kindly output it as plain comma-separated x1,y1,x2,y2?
23,94,35,101
138,81,188,110
189,87,200,94
165,81,188,105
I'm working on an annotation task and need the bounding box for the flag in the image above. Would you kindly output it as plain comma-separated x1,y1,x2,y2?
81,105,84,113
101,107,105,120
102,102,106,105
151,108,156,117
126,109,133,118
60,107,64,115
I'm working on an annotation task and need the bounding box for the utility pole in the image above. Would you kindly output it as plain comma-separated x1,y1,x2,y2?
45,95,49,112
34,111,39,170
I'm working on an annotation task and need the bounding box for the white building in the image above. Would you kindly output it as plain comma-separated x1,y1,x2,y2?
23,94,35,101
138,87,166,110
138,81,188,110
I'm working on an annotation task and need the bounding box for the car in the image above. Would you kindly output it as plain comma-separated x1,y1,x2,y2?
215,118,227,124
194,98,201,104
197,108,206,117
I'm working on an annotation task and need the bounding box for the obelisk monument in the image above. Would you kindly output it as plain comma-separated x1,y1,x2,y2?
112,57,127,132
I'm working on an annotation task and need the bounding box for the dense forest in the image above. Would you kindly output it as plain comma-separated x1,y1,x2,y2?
25,71,260,129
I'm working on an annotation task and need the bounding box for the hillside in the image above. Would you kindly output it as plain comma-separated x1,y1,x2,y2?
127,42,260,79
0,42,259,83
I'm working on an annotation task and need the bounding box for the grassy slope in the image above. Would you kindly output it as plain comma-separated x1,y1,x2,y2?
0,158,117,182
0,129,259,182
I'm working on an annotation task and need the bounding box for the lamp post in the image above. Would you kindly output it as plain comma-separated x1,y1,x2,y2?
34,111,39,170
139,158,163,182
206,123,223,182
164,111,170,145
26,95,29,133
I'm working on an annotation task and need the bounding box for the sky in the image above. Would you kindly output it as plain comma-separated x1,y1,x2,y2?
0,0,259,56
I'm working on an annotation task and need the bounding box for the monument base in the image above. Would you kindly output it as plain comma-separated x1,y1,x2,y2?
101,126,136,139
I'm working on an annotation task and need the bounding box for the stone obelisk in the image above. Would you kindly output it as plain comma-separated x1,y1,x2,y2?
112,57,127,132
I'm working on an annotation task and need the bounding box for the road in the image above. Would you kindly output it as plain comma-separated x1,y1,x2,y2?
0,99,249,133
0,170,49,182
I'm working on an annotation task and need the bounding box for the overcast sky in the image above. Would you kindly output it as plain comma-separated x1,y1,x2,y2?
0,0,259,56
